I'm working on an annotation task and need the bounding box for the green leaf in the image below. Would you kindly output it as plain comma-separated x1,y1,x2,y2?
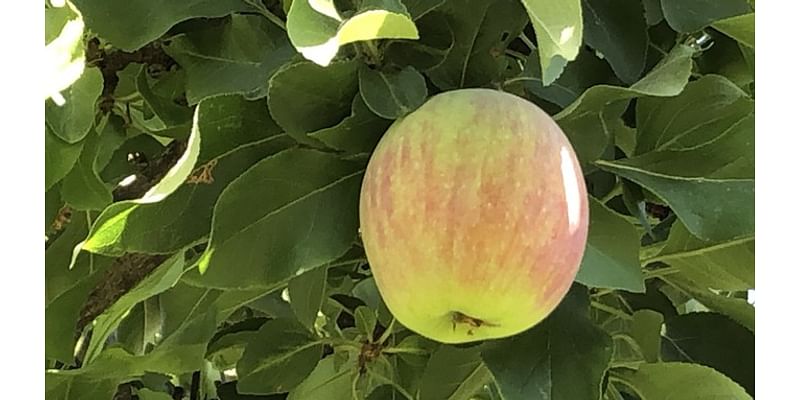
83,97,293,255
289,266,329,331
136,67,193,127
581,0,648,84
616,362,751,400
665,274,754,331
660,0,752,33
596,132,754,242
358,65,428,119
661,312,754,395
45,125,85,190
137,389,173,400
519,0,583,85
554,44,695,165
419,345,492,400
286,0,418,66
164,14,296,105
237,319,325,394
83,254,184,364
355,306,378,339
713,13,755,49
576,198,644,292
60,127,113,211
45,4,87,101
45,371,118,400
515,47,613,109
482,287,612,400
630,309,663,363
427,0,528,89
384,11,454,71
45,67,103,144
635,74,753,155
195,149,364,289
648,221,754,291
268,60,359,134
402,0,446,20
309,95,392,155
641,0,664,25
70,0,252,51
287,356,357,400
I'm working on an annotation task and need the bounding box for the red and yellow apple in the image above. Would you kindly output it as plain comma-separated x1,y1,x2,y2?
359,89,588,343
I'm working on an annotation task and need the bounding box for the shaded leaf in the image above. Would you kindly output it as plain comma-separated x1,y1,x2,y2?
237,319,324,394
359,65,428,119
582,0,648,84
665,274,754,331
45,371,118,400
630,309,663,363
60,127,113,210
384,11,454,71
195,149,364,289
576,198,645,292
164,15,296,105
482,286,612,400
268,60,359,134
309,95,392,155
70,0,252,51
287,356,356,400
661,312,754,395
46,126,85,191
289,266,329,331
419,345,492,400
427,0,528,89
660,0,752,33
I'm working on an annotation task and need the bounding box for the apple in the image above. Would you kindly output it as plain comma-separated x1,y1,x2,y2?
359,89,589,343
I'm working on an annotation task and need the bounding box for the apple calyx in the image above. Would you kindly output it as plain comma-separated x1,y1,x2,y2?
451,311,499,336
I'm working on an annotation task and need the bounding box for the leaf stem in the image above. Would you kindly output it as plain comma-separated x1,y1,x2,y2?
590,301,633,321
519,32,536,51
382,347,429,355
377,318,396,344
244,0,287,31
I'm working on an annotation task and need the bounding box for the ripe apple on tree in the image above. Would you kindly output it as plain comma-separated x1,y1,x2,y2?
359,89,589,343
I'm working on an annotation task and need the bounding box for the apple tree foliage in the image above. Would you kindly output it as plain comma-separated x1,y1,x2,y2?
45,0,755,399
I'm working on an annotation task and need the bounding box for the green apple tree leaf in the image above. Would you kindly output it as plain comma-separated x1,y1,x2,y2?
45,3,87,101
45,125,85,190
164,14,296,105
581,0,648,84
236,319,325,394
288,266,329,332
384,11,455,71
427,0,528,89
267,60,359,134
482,286,612,400
60,126,113,211
287,356,358,400
518,0,583,85
309,95,392,156
554,44,695,165
402,0,446,20
713,13,755,49
45,67,102,144
70,0,252,51
615,362,752,400
664,273,754,331
660,0,752,33
358,65,428,119
576,198,644,293
83,97,293,256
630,309,664,363
661,312,754,395
646,221,754,291
194,149,364,289
419,345,492,400
45,371,118,400
286,0,418,66
642,0,664,25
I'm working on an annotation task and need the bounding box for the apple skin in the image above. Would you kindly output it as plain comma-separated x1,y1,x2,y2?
359,89,589,344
